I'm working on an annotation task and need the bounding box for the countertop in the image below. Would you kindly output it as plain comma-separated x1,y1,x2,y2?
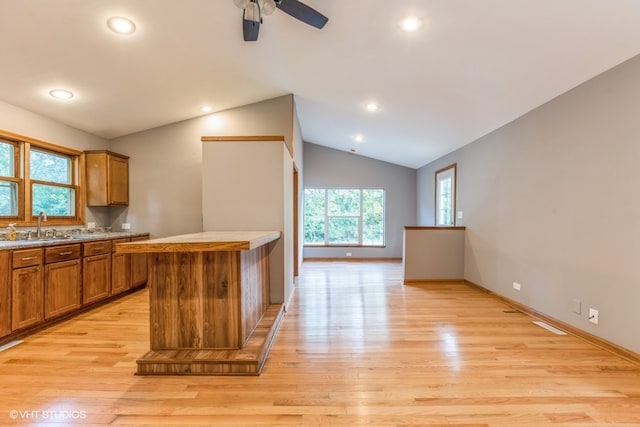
0,231,150,250
115,230,281,253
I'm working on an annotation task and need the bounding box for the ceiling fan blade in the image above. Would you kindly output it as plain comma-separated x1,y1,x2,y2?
276,0,328,29
243,7,260,41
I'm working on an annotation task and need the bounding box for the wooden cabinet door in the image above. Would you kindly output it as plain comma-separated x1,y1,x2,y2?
83,254,111,305
85,151,129,206
12,266,43,331
0,251,10,337
111,252,130,295
45,259,81,319
108,155,128,205
130,236,149,287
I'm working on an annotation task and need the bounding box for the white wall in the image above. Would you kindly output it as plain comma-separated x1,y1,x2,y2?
416,54,640,354
303,142,416,259
201,141,293,304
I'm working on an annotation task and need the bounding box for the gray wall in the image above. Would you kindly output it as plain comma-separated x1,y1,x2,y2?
0,99,108,225
303,142,416,259
109,95,295,237
417,54,640,354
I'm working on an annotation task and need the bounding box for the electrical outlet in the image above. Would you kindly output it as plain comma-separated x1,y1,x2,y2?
513,282,521,291
589,308,599,325
346,252,352,257
87,222,96,229
457,211,463,220
122,223,131,230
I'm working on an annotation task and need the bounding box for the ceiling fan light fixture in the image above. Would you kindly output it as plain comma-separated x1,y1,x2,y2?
261,0,277,15
233,0,251,9
244,1,261,22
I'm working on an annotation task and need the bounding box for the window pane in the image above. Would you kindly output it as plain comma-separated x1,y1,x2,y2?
32,183,75,216
436,165,456,226
438,177,452,225
328,189,360,216
304,189,326,245
0,180,18,216
363,189,384,245
0,141,14,177
30,149,71,184
328,217,359,245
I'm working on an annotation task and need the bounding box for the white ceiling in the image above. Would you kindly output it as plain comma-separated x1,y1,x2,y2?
1,1,640,169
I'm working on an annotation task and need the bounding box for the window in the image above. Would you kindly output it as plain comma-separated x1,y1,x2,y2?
435,164,456,226
30,149,76,217
0,140,19,217
304,188,385,246
0,130,83,226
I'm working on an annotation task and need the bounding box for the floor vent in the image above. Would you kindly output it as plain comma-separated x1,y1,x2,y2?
0,340,23,352
533,321,567,335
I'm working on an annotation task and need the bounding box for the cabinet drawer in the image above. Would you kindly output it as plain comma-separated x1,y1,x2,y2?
12,248,43,268
111,238,130,251
83,241,111,257
45,244,81,263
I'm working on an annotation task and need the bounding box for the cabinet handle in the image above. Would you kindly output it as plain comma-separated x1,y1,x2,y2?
93,247,105,251
21,256,37,261
58,251,73,256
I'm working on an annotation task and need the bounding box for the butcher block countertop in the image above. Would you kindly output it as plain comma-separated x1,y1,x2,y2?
115,230,281,254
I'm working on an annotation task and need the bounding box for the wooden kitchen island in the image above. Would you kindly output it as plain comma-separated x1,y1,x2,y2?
116,230,283,375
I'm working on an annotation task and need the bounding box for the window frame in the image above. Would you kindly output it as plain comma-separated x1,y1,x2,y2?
0,138,22,219
303,187,386,247
0,129,85,227
29,146,78,220
434,163,457,227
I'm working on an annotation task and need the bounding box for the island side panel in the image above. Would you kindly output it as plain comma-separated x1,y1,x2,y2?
240,245,270,345
203,251,241,349
148,252,205,350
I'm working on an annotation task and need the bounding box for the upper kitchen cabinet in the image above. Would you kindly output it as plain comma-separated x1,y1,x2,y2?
85,150,129,206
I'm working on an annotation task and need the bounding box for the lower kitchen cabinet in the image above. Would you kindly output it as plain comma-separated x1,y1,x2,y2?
1,234,148,343
12,265,44,331
83,253,111,305
45,259,81,319
111,238,131,295
0,251,10,337
130,235,149,287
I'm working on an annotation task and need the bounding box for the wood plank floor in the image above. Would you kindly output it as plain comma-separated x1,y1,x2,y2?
1,260,639,426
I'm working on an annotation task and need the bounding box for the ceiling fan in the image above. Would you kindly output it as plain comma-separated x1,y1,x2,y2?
233,0,328,41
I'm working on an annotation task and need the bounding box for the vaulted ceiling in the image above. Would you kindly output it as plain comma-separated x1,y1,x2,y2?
1,0,640,168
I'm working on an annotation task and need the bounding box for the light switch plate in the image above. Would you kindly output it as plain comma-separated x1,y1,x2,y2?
122,223,131,230
457,211,463,220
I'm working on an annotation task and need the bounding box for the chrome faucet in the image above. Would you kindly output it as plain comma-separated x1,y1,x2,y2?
36,211,47,239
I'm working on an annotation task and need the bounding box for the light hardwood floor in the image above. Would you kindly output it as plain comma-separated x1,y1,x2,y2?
1,261,639,426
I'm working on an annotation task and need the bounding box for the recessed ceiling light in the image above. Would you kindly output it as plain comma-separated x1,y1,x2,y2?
400,16,421,32
365,102,379,112
353,134,364,143
107,16,136,35
49,89,74,100
201,106,213,113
